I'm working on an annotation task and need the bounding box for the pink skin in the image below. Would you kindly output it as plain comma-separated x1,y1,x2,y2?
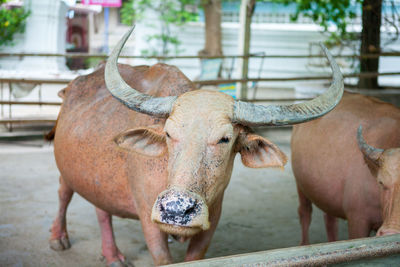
49,63,288,266
324,213,338,242
184,193,224,262
96,208,126,266
297,185,312,245
292,92,400,243
374,150,400,236
139,207,172,265
49,176,73,250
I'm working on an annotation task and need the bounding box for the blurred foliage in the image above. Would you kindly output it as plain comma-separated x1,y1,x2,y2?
84,57,104,69
120,0,199,57
271,0,362,46
0,0,30,47
120,0,386,55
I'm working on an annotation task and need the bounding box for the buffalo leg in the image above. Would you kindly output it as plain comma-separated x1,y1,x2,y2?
297,186,312,245
50,175,74,250
185,195,223,261
95,208,127,267
141,215,173,266
324,213,338,242
347,216,371,239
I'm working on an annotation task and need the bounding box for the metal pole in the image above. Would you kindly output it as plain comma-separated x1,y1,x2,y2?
237,0,255,100
1,82,3,117
8,82,12,132
38,84,42,109
103,7,109,54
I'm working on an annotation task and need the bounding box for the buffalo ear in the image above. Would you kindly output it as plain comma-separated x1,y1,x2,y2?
238,133,287,168
114,125,166,157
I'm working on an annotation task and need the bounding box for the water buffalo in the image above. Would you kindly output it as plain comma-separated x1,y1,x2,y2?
48,27,343,266
291,92,400,245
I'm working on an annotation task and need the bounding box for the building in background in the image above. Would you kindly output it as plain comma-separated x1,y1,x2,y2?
0,0,131,72
0,0,399,85
0,0,399,123
0,0,68,74
66,4,92,69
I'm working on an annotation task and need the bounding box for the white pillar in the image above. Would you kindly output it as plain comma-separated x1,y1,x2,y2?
0,0,69,74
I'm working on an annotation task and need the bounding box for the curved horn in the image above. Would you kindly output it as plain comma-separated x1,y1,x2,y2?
357,125,383,164
233,44,344,126
105,26,177,117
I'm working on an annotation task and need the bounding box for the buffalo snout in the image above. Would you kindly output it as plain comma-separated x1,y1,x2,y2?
151,188,210,237
160,195,198,224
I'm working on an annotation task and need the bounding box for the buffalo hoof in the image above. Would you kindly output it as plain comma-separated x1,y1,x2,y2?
107,259,134,267
49,237,71,251
100,255,134,267
109,260,131,267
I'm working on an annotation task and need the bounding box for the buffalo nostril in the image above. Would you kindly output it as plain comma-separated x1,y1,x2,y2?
159,198,199,225
184,206,196,216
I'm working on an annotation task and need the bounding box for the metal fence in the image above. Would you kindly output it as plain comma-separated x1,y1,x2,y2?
166,234,400,267
1,52,400,129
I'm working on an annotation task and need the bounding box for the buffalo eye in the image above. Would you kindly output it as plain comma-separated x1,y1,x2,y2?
166,132,171,138
217,137,230,144
378,180,388,190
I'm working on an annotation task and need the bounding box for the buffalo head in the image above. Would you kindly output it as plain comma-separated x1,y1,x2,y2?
357,125,400,236
106,27,344,237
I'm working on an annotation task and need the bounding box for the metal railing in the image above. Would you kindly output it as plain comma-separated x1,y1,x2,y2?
167,234,400,267
1,52,400,128
1,72,400,125
1,52,400,60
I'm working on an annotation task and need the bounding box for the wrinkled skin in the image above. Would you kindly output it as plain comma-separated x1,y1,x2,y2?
291,91,400,245
50,63,287,266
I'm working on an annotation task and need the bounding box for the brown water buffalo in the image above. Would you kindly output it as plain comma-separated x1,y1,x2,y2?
291,92,400,245
49,27,343,266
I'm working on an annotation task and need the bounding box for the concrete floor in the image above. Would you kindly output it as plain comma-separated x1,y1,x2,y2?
0,129,356,267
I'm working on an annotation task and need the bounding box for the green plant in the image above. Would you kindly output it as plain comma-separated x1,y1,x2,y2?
84,57,104,69
120,0,198,57
272,0,362,46
120,0,146,26
0,0,30,47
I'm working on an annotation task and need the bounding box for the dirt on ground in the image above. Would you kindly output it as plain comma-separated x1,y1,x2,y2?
0,129,394,267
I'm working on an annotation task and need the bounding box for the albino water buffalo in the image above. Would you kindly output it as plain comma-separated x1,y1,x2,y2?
292,92,400,245
48,27,343,266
